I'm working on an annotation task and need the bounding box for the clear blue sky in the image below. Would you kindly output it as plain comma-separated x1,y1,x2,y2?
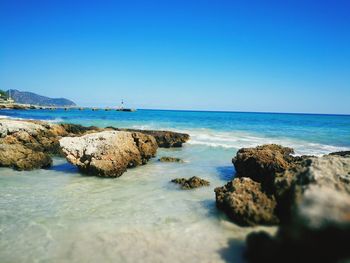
1,0,349,113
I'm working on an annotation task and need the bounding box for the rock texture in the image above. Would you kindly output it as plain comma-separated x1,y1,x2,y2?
159,156,184,163
0,119,59,170
215,144,308,226
215,178,279,226
245,155,350,263
59,131,158,177
233,144,308,193
0,118,189,172
171,176,210,189
106,127,190,148
0,143,52,170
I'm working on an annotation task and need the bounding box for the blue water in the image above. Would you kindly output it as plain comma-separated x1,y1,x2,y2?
0,109,349,263
1,109,350,153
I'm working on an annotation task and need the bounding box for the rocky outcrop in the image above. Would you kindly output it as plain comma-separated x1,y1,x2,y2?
0,119,188,172
159,156,184,163
215,144,307,225
171,176,210,189
215,178,279,226
233,144,309,193
245,155,350,263
106,127,190,148
59,131,158,177
0,143,52,170
0,119,56,170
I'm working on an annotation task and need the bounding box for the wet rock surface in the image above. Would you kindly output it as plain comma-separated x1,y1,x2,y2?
59,131,158,177
171,176,210,189
159,156,184,163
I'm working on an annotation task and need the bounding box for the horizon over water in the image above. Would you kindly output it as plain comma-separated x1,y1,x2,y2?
0,109,350,262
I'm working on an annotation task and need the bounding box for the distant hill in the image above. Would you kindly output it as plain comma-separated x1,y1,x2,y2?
6,89,76,107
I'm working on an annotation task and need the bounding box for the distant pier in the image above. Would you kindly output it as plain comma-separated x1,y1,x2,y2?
0,103,136,112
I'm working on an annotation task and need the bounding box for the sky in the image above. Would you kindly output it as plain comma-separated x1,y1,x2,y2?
0,0,349,114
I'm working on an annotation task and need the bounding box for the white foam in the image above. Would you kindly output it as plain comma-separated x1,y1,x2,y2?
0,115,24,120
46,118,64,123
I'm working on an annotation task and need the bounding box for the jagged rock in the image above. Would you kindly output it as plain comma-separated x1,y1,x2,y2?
171,176,210,189
0,118,186,172
0,143,52,170
215,178,279,226
106,127,190,148
233,144,300,193
245,155,350,263
137,130,189,148
59,131,158,177
159,156,184,163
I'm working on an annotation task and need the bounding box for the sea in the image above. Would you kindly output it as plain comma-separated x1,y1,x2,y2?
0,109,349,263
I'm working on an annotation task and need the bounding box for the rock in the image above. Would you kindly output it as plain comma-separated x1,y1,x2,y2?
0,118,185,172
59,131,158,177
171,176,210,189
215,178,279,226
233,144,299,193
0,143,52,170
0,119,54,169
106,127,190,148
138,130,189,148
60,123,100,135
159,156,184,163
245,155,350,263
329,150,350,157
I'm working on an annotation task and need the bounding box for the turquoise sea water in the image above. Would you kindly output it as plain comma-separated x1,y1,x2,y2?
0,109,349,263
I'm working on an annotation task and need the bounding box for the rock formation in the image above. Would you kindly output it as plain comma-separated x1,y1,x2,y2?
232,144,308,193
171,176,210,189
0,118,189,172
59,131,158,177
159,156,184,163
215,144,308,226
105,127,190,148
215,178,279,226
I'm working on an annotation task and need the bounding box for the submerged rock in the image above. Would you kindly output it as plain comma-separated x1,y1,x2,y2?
59,131,158,177
245,155,350,263
215,178,279,226
171,176,210,189
159,156,184,163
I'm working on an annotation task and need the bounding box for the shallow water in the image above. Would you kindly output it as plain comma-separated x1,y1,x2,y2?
0,109,349,262
0,150,273,263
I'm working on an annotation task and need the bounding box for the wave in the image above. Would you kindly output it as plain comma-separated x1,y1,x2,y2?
46,118,65,123
184,129,348,156
0,115,64,124
0,115,25,120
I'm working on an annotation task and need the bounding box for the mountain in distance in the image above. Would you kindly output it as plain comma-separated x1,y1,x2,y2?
6,89,76,107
